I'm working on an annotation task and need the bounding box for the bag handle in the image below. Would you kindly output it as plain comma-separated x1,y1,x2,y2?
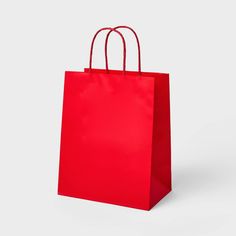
89,27,126,72
104,26,141,73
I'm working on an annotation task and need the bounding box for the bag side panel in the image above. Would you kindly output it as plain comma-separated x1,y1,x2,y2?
150,74,171,208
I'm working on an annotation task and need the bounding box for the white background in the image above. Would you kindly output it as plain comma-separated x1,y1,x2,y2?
0,0,236,235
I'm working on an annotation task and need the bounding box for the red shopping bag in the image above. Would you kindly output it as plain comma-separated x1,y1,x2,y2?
58,26,171,210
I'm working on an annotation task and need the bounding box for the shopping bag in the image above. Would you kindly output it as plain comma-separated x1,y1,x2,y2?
58,26,171,210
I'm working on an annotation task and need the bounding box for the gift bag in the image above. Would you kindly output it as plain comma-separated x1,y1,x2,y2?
58,26,171,210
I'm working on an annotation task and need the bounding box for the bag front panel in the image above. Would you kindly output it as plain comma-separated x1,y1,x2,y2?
58,71,155,209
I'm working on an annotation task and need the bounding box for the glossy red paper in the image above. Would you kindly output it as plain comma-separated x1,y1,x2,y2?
58,27,171,210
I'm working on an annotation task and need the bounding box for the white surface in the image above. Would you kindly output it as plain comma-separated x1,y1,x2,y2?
0,0,236,235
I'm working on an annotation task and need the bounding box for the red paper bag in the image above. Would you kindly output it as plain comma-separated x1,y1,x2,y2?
58,26,171,210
